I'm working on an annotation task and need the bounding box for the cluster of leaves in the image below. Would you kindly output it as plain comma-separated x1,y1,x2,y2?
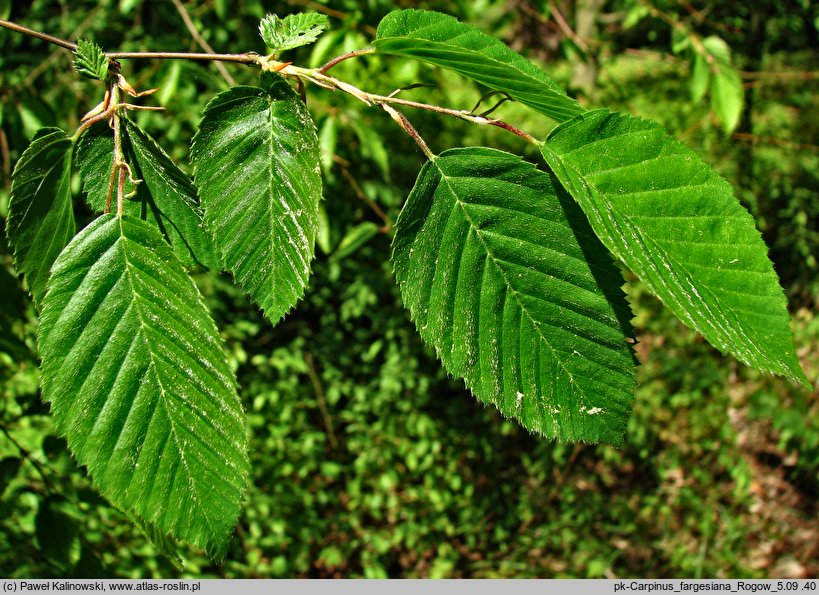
2,4,812,563
622,0,744,133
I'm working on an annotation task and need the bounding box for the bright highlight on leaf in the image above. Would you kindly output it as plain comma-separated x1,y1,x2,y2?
38,215,250,560
73,39,109,81
373,9,584,122
5,127,76,304
541,109,808,386
259,12,330,55
192,72,322,323
701,36,744,134
392,147,636,445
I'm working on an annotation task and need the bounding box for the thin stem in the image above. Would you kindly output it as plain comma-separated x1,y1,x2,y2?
381,104,434,159
170,0,236,85
319,47,375,73
117,166,127,215
304,352,339,450
3,16,538,143
0,425,55,493
337,163,391,230
547,0,591,53
0,18,260,64
0,18,77,51
111,91,127,216
283,65,540,143
106,51,259,64
104,163,118,215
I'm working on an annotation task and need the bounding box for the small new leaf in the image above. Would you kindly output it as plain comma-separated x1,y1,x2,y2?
73,39,109,81
259,12,330,55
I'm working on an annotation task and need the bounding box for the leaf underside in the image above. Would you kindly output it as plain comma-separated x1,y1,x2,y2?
374,9,584,123
74,121,216,268
392,147,636,444
191,72,322,323
259,12,330,53
6,127,76,303
38,215,249,560
541,109,808,386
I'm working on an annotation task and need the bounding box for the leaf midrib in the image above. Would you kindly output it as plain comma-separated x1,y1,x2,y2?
117,218,218,536
434,159,588,399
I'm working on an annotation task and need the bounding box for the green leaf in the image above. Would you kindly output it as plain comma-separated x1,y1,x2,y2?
698,36,743,134
710,64,744,134
75,121,216,268
6,127,76,303
392,147,636,444
130,515,183,568
541,109,808,386
124,120,218,268
671,29,691,55
191,73,322,323
75,123,134,212
38,215,250,560
259,12,330,55
332,221,380,261
702,35,732,64
373,9,583,123
689,52,710,104
73,39,109,81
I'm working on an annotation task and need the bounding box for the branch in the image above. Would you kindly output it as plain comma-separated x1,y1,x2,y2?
319,47,375,73
0,17,77,51
336,162,391,230
304,352,339,450
0,18,260,65
276,64,540,144
547,0,591,53
2,16,539,144
170,0,237,85
0,425,56,493
106,51,259,64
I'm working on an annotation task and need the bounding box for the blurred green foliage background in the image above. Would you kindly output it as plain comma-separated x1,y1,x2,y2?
1,0,817,578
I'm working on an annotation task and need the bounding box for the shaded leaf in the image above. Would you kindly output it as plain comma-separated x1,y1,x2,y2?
124,119,217,268
332,221,380,261
710,64,744,134
38,215,249,560
541,109,807,385
6,127,76,303
374,9,583,123
392,147,635,444
75,121,215,268
689,52,710,104
191,72,322,323
75,123,134,213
